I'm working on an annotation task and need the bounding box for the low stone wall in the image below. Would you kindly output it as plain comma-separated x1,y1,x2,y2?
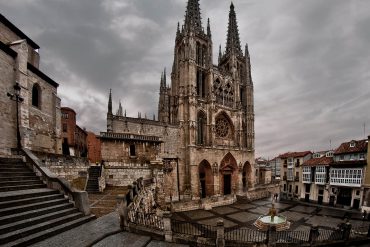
104,162,152,186
246,183,280,201
33,151,90,186
172,194,237,212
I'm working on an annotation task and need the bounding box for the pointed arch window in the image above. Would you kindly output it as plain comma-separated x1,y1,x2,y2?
32,84,41,108
197,111,207,145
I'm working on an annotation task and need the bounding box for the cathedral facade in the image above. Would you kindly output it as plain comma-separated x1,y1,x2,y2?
101,0,255,201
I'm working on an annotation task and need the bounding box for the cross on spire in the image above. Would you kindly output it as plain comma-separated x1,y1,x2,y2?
225,2,242,56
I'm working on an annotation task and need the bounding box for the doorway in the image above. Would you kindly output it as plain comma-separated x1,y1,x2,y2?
224,174,231,195
337,188,352,206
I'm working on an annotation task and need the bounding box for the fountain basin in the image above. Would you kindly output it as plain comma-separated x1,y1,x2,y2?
253,215,290,231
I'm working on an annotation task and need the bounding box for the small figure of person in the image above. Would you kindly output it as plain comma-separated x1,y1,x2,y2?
363,210,367,221
274,193,278,201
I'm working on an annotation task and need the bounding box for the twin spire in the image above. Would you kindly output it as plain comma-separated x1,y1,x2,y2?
184,0,202,32
184,1,243,57
225,2,242,56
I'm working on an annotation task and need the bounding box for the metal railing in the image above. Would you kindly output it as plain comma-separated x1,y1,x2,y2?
225,227,266,243
275,230,309,244
128,212,164,230
171,219,216,238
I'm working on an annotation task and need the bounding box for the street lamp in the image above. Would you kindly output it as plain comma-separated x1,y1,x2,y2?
7,82,24,152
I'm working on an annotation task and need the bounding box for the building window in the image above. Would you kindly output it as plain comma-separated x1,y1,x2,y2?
350,142,355,148
197,112,206,145
283,184,286,191
315,166,326,184
313,153,321,158
287,167,294,181
62,113,69,119
302,166,311,183
215,114,232,138
62,124,67,132
359,153,365,160
326,151,333,157
32,84,41,108
339,155,344,161
330,168,363,187
295,185,298,194
287,158,294,168
129,144,136,156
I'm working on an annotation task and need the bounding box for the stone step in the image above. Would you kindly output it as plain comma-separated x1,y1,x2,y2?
0,171,36,177
0,164,29,169
0,207,79,234
0,183,46,192
0,176,39,182
0,167,31,171
0,212,86,244
0,193,64,210
0,180,44,188
0,188,58,202
0,157,24,163
0,198,69,217
0,202,74,226
2,215,96,247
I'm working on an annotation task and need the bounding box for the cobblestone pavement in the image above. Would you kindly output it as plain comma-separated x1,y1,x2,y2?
172,198,370,232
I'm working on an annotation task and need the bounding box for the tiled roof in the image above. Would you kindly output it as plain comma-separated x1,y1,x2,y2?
278,151,312,159
334,139,367,154
303,156,333,167
331,160,367,167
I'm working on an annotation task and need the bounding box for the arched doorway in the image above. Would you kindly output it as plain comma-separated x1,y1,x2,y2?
220,153,238,195
199,160,214,198
242,161,252,192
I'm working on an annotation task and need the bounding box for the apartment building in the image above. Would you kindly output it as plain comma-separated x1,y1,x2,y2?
280,151,312,200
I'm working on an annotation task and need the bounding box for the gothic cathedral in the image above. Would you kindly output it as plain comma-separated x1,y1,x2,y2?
103,0,255,201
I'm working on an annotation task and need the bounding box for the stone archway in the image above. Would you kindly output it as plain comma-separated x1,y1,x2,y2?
242,161,252,191
220,153,238,195
199,160,214,198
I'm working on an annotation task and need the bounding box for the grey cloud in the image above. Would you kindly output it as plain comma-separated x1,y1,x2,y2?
1,0,369,158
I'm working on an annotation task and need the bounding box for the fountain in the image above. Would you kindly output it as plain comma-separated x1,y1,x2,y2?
253,203,290,231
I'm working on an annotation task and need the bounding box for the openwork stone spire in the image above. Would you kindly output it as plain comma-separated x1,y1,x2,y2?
225,2,242,56
184,0,202,32
108,89,112,115
116,100,123,116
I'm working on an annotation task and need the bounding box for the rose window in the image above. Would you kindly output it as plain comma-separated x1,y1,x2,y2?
215,117,229,138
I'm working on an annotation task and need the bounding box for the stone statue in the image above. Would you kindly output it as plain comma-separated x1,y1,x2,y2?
268,203,277,221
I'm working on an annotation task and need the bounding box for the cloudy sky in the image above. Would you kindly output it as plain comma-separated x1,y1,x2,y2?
1,0,369,158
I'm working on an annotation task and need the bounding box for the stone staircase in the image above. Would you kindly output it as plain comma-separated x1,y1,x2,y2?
0,157,96,247
85,166,101,193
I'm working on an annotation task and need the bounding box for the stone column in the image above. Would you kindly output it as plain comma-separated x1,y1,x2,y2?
267,226,276,247
163,211,173,242
309,225,319,244
342,220,352,241
116,194,128,230
216,220,225,247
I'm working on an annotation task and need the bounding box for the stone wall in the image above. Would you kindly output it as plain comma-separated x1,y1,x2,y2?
0,44,17,155
112,117,180,156
28,69,61,154
33,151,90,183
104,163,152,186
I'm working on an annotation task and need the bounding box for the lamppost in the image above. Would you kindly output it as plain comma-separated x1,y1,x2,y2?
7,82,24,152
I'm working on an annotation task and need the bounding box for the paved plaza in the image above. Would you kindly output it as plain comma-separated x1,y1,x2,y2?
32,197,369,246
173,198,370,231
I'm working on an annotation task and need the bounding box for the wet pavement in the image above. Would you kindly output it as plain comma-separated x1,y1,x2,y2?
172,198,370,231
